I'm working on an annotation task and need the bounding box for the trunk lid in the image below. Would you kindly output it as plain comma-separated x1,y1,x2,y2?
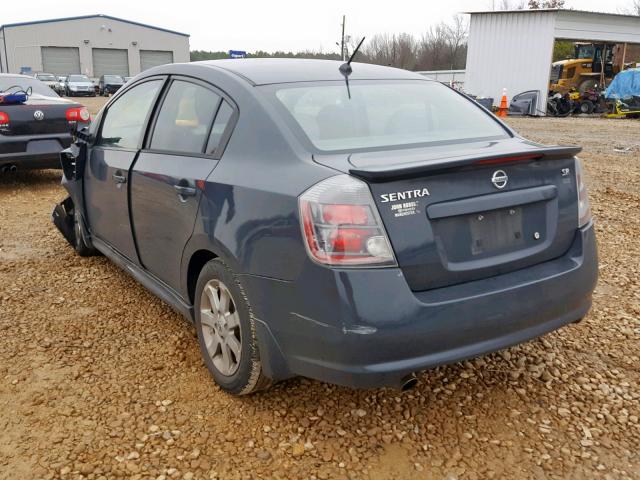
314,139,581,291
0,94,77,136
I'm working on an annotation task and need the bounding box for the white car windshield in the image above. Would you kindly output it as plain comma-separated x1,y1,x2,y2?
274,80,509,152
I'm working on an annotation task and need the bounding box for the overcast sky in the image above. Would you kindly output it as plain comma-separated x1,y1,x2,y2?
4,0,636,52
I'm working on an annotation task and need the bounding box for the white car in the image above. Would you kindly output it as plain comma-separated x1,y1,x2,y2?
34,72,60,93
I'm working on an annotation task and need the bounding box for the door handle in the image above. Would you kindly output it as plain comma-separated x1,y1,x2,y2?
174,184,197,197
112,171,127,184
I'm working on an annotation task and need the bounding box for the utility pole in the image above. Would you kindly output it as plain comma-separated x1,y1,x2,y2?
340,15,346,61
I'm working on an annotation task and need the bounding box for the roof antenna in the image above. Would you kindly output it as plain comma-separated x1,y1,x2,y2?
339,36,365,99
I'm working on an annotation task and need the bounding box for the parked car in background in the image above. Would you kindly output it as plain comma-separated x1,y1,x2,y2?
98,75,125,96
123,76,133,83
0,74,89,172
33,72,59,92
64,74,96,97
56,76,67,95
53,59,598,395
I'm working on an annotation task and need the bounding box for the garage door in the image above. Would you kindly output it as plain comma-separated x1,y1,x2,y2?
41,47,80,75
140,50,174,71
92,48,129,77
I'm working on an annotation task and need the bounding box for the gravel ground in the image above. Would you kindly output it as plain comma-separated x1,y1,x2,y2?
0,107,638,479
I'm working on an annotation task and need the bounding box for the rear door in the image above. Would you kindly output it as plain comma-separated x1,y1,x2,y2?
83,77,164,260
130,77,236,291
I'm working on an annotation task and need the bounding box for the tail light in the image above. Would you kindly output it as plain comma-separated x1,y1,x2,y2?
0,111,9,125
66,107,90,123
299,175,396,267
575,158,592,227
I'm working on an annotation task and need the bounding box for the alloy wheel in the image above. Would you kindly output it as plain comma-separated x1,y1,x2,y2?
200,279,242,376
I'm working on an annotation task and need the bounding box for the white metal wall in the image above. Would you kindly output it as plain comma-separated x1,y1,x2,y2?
555,11,640,44
465,11,556,115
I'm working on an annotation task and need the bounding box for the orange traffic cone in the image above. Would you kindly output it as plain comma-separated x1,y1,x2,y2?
497,88,508,117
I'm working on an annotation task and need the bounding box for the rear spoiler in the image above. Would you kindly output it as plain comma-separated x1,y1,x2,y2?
349,145,582,182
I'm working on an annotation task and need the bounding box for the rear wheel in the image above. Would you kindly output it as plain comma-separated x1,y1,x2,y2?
194,259,271,395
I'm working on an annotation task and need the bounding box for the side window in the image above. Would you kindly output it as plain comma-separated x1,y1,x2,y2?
206,101,234,154
98,80,162,149
150,80,221,154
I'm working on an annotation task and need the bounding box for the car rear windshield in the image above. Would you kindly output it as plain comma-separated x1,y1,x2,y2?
69,75,90,82
0,76,58,96
273,80,509,152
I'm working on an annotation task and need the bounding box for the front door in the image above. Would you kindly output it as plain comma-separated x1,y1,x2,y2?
83,78,164,260
131,78,235,292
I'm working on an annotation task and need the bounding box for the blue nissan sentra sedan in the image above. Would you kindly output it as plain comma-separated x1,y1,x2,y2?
53,58,597,395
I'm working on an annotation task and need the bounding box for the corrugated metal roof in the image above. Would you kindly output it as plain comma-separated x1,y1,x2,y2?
0,14,189,37
464,9,640,20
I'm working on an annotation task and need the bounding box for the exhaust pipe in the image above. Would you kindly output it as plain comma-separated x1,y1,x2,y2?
399,373,418,391
0,165,8,174
1,164,17,174
9,165,17,173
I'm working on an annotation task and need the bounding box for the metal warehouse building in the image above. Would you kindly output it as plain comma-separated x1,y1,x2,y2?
0,14,190,77
465,9,640,115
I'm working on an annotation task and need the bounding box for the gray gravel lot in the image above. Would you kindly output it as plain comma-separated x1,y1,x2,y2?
0,104,638,479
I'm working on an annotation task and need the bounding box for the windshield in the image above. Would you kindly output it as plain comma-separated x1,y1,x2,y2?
37,74,56,81
69,75,90,82
0,76,58,96
273,80,508,152
576,45,595,59
104,75,123,82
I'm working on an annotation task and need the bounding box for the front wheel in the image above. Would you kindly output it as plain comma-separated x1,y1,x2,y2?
73,209,98,257
194,259,271,395
579,100,595,114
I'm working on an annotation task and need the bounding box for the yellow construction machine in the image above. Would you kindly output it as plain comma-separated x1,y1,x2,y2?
549,43,626,94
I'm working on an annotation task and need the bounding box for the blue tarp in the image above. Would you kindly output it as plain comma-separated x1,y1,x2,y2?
605,68,640,99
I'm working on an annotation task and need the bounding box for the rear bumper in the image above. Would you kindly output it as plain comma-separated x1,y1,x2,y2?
0,134,71,169
245,223,598,388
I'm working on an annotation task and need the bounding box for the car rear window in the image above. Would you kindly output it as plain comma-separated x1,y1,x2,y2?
273,80,509,152
0,76,58,96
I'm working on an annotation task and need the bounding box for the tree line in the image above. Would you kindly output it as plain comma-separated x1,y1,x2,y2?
190,0,639,71
190,15,468,72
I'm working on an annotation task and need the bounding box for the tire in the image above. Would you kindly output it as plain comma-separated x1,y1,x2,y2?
73,209,98,257
194,259,271,395
580,100,595,114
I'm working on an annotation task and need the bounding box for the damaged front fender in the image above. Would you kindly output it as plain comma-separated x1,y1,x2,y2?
52,139,90,249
